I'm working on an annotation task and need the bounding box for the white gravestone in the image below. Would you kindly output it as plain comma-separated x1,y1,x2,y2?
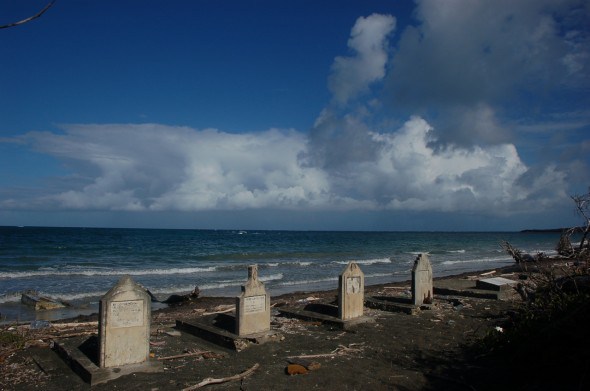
411,253,433,306
338,262,365,320
235,265,270,336
99,276,151,368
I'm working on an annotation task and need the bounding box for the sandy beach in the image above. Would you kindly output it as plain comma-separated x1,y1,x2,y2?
1,260,587,391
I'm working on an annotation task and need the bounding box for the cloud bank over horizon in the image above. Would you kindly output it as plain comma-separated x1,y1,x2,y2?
2,1,589,228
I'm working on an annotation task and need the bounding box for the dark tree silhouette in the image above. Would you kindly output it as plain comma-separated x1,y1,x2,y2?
0,1,56,29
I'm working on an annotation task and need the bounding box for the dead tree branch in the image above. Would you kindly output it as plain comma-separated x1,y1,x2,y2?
0,1,56,29
182,363,260,390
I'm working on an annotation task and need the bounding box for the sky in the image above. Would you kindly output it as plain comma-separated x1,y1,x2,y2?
1,0,589,231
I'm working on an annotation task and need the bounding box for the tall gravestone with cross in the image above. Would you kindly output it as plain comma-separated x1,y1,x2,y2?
338,261,365,320
411,253,433,306
235,264,271,336
99,275,152,368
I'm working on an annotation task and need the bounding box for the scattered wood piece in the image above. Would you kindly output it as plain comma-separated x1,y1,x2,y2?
33,330,95,340
182,363,260,390
157,349,218,361
201,351,225,359
150,341,166,346
286,343,365,359
301,321,322,326
201,305,235,316
480,270,496,276
51,322,98,329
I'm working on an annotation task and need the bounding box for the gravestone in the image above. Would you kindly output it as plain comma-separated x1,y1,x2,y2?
99,275,151,367
338,261,364,320
53,275,162,385
235,265,270,336
412,253,433,306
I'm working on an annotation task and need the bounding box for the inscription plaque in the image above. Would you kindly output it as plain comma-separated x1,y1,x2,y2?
110,300,144,328
346,276,361,294
244,295,266,314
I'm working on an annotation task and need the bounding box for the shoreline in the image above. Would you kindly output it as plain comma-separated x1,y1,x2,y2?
1,260,529,326
2,257,583,390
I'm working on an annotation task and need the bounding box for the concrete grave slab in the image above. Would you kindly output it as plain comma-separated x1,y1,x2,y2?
54,276,162,385
278,262,374,329
176,265,281,351
434,276,518,301
476,277,518,292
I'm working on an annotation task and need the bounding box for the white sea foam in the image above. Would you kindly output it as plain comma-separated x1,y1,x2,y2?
48,291,105,302
0,290,106,303
199,280,243,290
333,258,391,265
260,273,283,282
0,266,218,279
441,256,510,265
447,249,466,253
181,273,284,292
278,276,337,286
0,292,26,303
365,272,394,278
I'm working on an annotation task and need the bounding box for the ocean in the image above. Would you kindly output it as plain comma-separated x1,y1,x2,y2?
0,227,562,323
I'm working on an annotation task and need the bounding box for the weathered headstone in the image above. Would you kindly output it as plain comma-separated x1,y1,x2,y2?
412,253,433,306
99,275,151,367
338,261,364,320
235,265,270,336
53,276,161,385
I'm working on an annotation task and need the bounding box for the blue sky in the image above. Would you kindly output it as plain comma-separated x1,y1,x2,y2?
1,0,589,231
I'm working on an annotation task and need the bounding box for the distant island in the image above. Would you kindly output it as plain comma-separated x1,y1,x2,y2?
520,227,577,233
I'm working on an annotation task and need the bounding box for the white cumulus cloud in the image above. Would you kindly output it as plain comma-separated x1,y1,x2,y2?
328,13,396,105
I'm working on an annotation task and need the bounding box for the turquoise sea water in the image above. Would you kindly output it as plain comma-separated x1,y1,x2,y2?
0,227,562,322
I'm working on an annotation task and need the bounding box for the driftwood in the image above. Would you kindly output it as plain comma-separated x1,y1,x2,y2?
182,363,260,390
501,241,526,263
50,322,97,329
158,349,223,361
286,343,365,359
201,305,234,316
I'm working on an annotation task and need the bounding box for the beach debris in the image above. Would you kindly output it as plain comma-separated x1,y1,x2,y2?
286,363,308,375
286,343,365,359
201,304,234,316
480,270,497,276
21,293,68,311
287,357,321,371
29,320,52,330
296,296,320,304
163,286,201,305
50,321,97,329
182,363,260,390
165,330,182,337
157,348,224,361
